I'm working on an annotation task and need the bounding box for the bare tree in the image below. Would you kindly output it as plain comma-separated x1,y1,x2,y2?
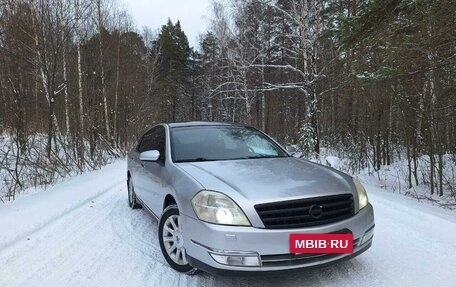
96,0,111,145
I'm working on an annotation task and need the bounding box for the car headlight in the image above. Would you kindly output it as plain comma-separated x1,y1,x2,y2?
353,178,368,210
191,190,250,226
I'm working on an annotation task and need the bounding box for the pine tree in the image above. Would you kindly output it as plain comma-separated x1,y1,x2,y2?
152,19,191,121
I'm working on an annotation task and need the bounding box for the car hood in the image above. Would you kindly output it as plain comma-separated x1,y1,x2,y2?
176,157,355,205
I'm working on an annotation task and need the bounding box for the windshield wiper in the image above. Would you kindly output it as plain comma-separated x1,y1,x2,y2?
227,154,283,160
176,157,216,163
246,154,282,159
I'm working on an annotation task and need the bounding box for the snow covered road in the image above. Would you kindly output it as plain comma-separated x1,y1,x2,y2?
0,161,455,287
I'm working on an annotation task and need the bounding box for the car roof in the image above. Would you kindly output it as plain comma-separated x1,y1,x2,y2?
166,121,244,128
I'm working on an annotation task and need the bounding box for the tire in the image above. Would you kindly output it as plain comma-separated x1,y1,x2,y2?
159,204,196,273
127,176,141,209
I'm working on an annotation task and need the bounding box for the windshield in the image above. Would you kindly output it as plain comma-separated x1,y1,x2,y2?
170,126,288,163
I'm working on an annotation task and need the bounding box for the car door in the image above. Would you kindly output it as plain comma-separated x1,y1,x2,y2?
138,125,167,216
130,128,155,205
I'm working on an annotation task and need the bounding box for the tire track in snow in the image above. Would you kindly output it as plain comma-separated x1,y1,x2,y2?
1,175,454,287
0,180,124,253
0,184,125,287
0,188,384,287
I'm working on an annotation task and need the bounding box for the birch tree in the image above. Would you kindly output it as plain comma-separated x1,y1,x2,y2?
96,0,111,145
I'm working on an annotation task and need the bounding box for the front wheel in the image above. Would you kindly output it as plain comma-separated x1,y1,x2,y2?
127,177,141,209
158,204,195,273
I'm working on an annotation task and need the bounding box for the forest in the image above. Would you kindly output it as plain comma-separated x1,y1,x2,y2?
0,0,455,203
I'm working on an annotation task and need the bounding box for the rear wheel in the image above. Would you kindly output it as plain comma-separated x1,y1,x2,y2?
127,177,141,209
159,204,195,273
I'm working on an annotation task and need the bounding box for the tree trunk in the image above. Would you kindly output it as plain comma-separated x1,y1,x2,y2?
114,26,121,147
97,0,111,145
61,23,70,136
76,0,85,167
30,4,59,158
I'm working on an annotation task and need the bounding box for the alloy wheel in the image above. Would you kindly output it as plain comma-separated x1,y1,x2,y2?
162,214,187,265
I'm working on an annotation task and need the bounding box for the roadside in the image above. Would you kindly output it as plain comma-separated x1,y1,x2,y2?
0,160,455,287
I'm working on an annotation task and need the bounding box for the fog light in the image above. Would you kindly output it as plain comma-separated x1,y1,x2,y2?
209,253,260,266
361,227,374,245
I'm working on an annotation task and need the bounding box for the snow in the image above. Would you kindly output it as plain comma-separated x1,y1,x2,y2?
309,149,456,209
0,160,455,286
0,134,114,202
0,160,126,251
324,156,342,169
356,154,456,207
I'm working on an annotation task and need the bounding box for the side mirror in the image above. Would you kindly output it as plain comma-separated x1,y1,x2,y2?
285,145,301,158
139,150,160,162
285,145,297,153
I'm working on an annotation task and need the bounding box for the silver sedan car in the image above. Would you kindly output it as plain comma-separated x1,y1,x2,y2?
127,121,374,275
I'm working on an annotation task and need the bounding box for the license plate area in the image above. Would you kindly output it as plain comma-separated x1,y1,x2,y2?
289,233,354,254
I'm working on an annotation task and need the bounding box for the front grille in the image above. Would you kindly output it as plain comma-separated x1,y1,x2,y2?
255,194,354,229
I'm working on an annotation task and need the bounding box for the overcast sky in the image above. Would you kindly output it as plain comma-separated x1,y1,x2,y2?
120,0,211,48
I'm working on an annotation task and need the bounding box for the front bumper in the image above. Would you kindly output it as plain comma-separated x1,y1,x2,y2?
181,203,374,274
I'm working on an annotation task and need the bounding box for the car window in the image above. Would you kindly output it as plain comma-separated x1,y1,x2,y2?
151,126,166,159
170,126,287,162
137,130,153,153
244,134,279,155
137,126,166,160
